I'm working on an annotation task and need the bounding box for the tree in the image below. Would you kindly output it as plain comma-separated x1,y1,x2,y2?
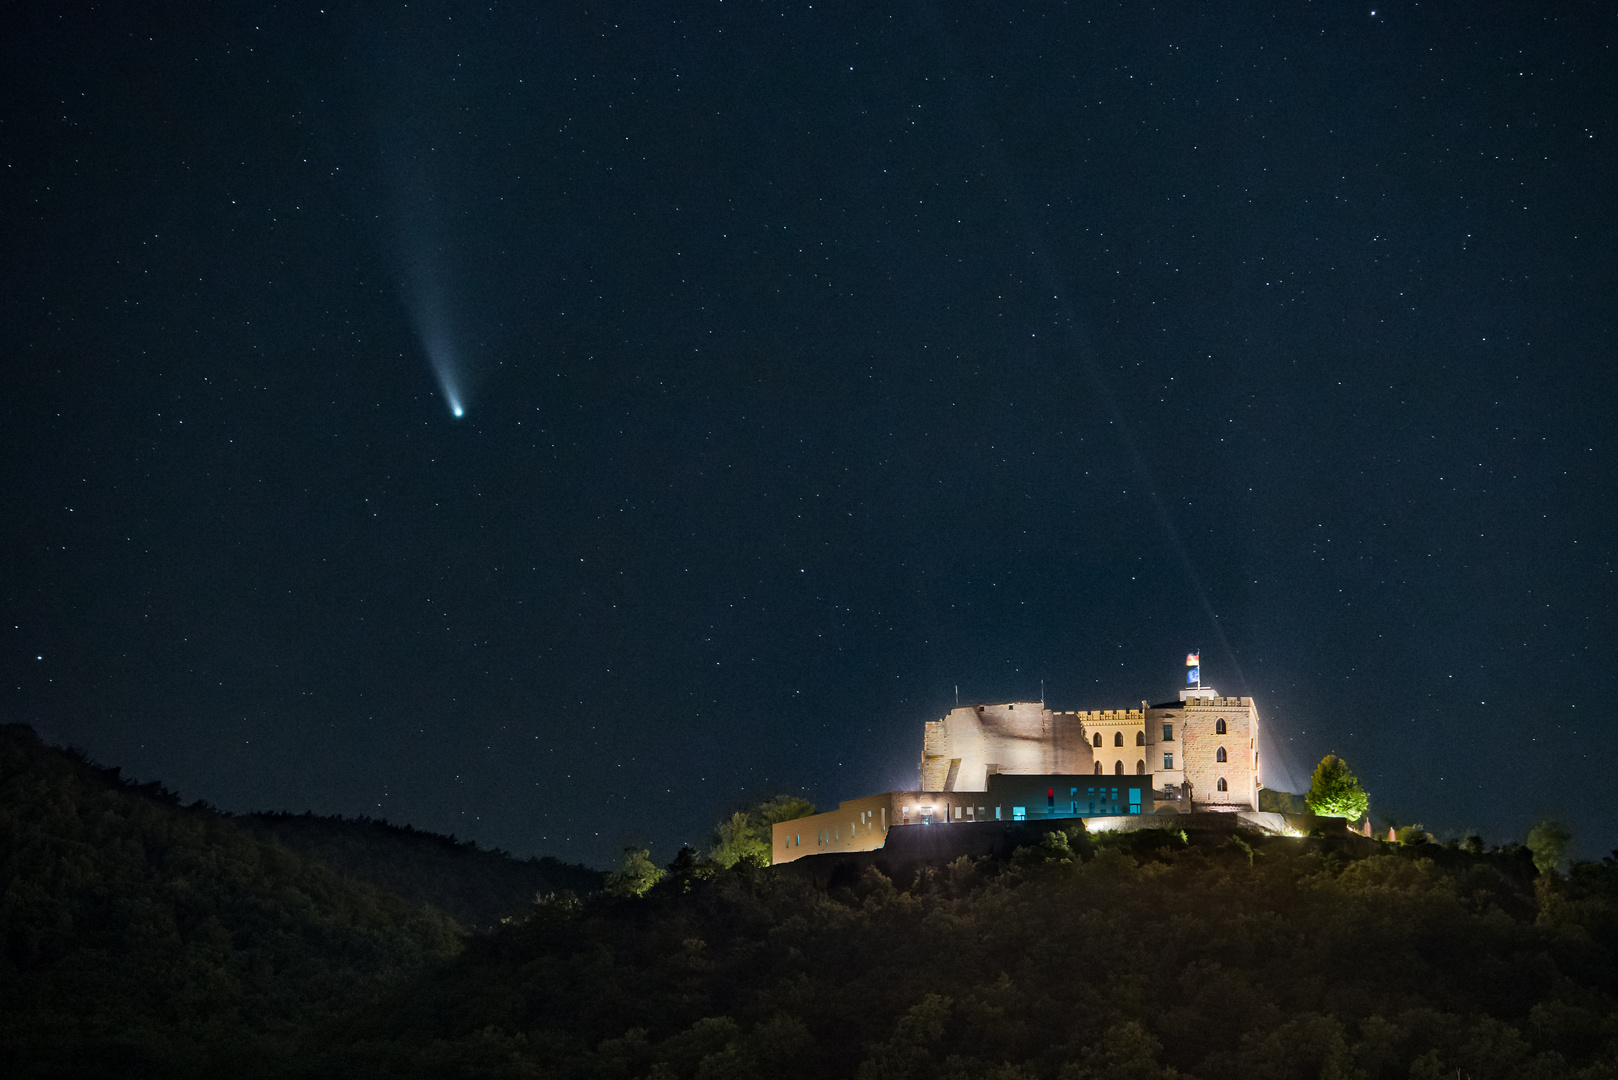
710,794,816,869
1526,820,1572,875
1305,754,1369,820
604,846,665,898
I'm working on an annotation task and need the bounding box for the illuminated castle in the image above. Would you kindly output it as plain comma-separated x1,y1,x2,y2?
772,677,1262,865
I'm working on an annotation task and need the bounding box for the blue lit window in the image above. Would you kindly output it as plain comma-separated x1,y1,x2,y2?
1013,806,1027,821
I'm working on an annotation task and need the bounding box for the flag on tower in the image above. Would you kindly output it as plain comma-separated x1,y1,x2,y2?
1187,666,1201,684
1185,652,1199,667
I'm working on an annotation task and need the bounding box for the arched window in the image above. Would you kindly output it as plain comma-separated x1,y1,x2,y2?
1216,746,1227,763
1136,759,1146,774
1215,718,1227,735
1093,733,1103,748
1135,731,1145,745
1113,731,1124,747
1094,762,1103,775
1216,777,1228,792
1114,760,1124,775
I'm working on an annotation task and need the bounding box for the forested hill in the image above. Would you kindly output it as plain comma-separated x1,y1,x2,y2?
239,812,602,928
0,722,459,1074
6,718,1618,1079
0,723,593,1076
316,828,1618,1080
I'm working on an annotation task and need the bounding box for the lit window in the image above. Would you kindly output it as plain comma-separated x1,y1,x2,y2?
1013,806,1027,821
1216,746,1227,763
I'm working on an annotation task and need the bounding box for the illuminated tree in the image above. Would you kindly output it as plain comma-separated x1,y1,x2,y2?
1526,820,1572,875
710,811,766,869
1305,754,1369,820
604,846,665,898
710,794,816,869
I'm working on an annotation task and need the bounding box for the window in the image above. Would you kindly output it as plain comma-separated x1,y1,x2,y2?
1215,718,1227,734
954,806,962,820
1136,759,1146,774
1093,733,1103,748
1114,731,1124,747
1128,789,1141,814
1163,752,1174,769
1094,762,1103,775
1135,731,1145,745
1216,746,1227,763
995,806,1002,820
1162,784,1175,799
1013,806,1027,821
1114,760,1124,775
1163,723,1174,741
1217,777,1228,792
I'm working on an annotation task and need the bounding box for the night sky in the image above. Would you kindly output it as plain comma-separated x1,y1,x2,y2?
5,3,1614,867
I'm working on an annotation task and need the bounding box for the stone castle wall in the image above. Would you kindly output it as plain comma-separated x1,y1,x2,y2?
922,701,1150,791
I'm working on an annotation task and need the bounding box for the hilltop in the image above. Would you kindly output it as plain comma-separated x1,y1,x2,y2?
238,812,601,929
3,722,1617,1079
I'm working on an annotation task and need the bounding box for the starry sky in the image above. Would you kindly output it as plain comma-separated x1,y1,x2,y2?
4,2,1614,866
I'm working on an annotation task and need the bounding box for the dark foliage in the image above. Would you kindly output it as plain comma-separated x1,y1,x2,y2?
6,722,1618,1079
0,724,458,1077
293,829,1618,1080
241,812,602,929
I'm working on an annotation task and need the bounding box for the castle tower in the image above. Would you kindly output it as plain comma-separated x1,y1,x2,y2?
1144,687,1260,812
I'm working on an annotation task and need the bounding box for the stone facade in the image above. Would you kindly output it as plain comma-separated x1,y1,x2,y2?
1144,693,1260,811
920,701,1149,791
